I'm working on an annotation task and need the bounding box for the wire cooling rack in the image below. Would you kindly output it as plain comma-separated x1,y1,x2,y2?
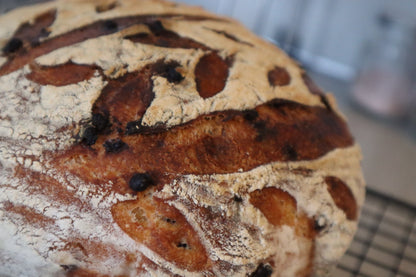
333,188,416,277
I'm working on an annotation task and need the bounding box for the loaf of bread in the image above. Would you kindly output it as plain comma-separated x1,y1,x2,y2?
0,0,365,276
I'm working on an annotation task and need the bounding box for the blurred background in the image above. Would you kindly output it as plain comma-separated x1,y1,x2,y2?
1,0,416,275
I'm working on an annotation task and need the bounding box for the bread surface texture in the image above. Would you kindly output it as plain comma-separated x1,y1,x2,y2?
0,0,365,276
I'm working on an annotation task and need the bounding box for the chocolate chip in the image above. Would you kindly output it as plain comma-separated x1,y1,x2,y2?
103,138,127,153
147,20,165,36
3,38,23,54
268,99,286,110
250,264,273,277
164,218,176,224
233,195,243,202
103,20,118,30
129,173,154,192
81,127,98,146
163,66,184,83
282,144,298,160
92,112,109,131
126,120,141,135
243,110,258,121
60,264,77,272
176,242,188,249
39,27,50,38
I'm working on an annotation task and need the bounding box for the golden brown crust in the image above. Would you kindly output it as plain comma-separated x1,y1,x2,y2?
325,176,358,221
26,62,98,86
52,99,353,192
194,52,231,98
249,188,315,276
249,188,316,239
112,189,211,272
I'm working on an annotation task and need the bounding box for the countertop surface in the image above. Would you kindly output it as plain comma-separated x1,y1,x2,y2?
311,72,416,207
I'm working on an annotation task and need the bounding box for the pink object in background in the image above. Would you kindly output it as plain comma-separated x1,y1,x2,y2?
353,68,412,118
352,12,416,119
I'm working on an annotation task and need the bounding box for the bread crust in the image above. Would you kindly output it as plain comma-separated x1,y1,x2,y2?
0,0,365,276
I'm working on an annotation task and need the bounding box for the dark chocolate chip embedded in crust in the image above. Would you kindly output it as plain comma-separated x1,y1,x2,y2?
129,173,154,192
243,110,258,121
2,9,56,57
176,242,189,249
282,143,298,160
250,263,273,277
147,20,165,36
60,264,78,272
2,38,23,54
103,20,118,30
164,218,176,224
92,112,110,131
125,120,142,135
233,195,243,202
81,127,98,146
163,66,184,83
103,138,127,153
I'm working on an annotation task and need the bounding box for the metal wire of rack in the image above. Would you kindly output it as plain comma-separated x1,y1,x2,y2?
333,188,416,277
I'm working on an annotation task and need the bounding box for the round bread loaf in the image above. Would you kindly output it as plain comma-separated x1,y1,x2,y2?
0,0,365,276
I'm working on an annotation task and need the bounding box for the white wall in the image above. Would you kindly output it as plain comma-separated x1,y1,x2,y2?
178,0,416,80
